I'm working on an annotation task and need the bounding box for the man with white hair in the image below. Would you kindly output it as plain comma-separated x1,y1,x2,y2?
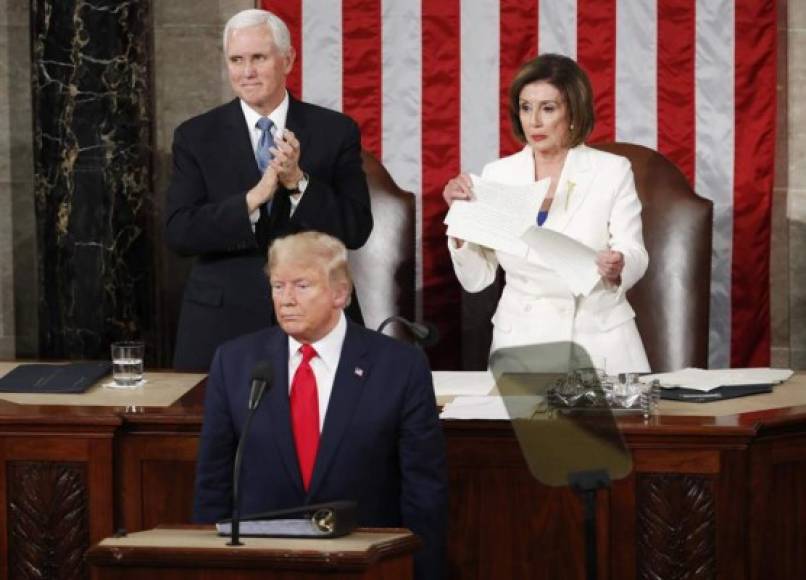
194,232,447,580
165,9,372,371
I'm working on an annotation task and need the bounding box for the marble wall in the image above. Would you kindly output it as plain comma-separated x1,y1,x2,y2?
31,0,155,360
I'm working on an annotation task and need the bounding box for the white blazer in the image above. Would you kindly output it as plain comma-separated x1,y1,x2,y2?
449,144,650,373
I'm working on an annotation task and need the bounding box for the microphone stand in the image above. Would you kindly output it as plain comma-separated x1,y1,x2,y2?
228,406,259,546
228,363,272,546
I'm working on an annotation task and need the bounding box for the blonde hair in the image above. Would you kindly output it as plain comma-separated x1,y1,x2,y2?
268,232,353,298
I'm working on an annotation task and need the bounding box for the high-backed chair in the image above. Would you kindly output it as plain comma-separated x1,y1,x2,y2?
348,152,416,340
461,143,713,372
594,143,712,371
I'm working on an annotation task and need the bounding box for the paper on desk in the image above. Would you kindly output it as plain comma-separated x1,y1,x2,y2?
439,395,544,420
444,176,550,256
432,371,495,397
640,367,794,392
520,227,600,296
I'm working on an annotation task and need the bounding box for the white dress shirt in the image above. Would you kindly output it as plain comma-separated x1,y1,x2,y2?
287,312,347,432
240,93,306,223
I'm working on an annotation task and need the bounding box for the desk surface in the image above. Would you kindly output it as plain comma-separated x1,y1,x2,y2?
0,362,803,435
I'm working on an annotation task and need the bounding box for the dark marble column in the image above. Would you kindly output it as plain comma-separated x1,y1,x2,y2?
31,0,156,361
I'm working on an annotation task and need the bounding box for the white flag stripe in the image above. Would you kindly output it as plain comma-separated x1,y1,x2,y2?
301,0,342,111
539,0,577,59
696,0,735,368
461,0,500,175
381,0,423,319
615,0,657,148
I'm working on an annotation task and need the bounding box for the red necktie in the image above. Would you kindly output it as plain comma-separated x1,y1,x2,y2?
290,344,320,491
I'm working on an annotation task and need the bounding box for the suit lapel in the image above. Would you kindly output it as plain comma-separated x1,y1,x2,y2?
284,95,312,160
307,323,370,498
547,145,595,232
221,99,262,191
262,330,305,493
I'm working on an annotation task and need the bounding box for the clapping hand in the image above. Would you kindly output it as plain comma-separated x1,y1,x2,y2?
270,129,303,189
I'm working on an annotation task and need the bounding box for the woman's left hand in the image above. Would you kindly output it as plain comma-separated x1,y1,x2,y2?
596,250,624,285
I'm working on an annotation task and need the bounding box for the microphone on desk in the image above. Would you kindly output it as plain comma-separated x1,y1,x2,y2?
377,316,440,348
228,361,273,546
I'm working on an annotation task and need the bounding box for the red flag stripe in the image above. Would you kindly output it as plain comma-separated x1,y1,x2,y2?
499,0,538,158
422,0,462,368
731,0,776,366
656,0,696,184
262,0,303,96
342,0,383,159
577,0,616,143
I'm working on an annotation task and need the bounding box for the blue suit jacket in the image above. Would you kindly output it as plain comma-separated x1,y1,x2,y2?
193,321,448,579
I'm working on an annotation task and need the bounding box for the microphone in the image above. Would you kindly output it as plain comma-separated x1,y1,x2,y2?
229,361,273,546
376,316,440,348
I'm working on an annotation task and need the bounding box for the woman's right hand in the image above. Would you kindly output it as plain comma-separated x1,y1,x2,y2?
442,173,474,207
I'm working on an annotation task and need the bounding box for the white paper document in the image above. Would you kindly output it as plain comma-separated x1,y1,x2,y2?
640,367,794,392
439,395,544,420
444,176,549,257
520,227,600,296
432,371,495,397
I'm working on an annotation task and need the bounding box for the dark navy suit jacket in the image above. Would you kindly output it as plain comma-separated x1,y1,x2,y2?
164,96,372,371
193,321,448,579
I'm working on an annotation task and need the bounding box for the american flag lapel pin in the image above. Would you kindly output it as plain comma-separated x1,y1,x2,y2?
354,367,364,377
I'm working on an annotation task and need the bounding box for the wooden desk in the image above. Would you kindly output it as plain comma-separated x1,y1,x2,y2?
0,371,805,579
86,526,418,580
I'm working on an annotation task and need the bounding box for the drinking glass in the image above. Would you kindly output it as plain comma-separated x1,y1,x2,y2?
110,341,145,388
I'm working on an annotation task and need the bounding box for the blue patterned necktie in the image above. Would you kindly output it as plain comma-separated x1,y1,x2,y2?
255,117,275,173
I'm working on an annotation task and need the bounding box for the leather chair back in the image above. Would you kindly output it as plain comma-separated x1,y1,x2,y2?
349,152,416,340
592,142,712,372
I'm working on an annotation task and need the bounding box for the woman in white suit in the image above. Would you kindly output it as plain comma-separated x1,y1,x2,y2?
443,54,650,373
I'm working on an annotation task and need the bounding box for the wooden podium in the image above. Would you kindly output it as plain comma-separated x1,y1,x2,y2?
86,526,420,580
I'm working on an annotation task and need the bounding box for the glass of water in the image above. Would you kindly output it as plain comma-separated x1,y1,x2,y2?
110,341,145,388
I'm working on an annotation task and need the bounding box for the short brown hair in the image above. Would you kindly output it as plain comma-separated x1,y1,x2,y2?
267,232,353,300
508,54,595,148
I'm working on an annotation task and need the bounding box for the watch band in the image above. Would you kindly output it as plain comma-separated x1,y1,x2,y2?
288,172,309,194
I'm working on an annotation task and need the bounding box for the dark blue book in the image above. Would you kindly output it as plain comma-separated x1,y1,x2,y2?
660,383,772,403
0,362,112,394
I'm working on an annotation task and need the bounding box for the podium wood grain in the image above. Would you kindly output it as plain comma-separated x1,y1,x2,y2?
1,370,806,579
86,527,418,580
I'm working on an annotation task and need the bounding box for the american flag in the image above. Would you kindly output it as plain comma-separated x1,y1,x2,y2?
261,0,777,370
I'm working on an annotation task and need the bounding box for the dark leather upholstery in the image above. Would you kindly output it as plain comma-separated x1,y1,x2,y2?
349,152,416,340
594,143,712,372
460,143,713,372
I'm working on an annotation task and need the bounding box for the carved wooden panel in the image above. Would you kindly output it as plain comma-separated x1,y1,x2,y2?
7,461,89,580
637,474,716,580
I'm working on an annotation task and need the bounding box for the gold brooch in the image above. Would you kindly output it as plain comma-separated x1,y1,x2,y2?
565,180,576,210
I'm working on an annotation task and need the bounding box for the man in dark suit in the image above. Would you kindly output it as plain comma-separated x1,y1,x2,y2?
193,232,448,579
165,9,372,370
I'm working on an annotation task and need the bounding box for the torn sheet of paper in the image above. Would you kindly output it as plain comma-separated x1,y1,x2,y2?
520,226,600,296
444,176,550,257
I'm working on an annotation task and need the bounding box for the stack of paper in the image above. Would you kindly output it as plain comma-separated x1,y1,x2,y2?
431,371,495,398
640,367,793,392
444,176,548,257
439,395,544,420
443,175,600,297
